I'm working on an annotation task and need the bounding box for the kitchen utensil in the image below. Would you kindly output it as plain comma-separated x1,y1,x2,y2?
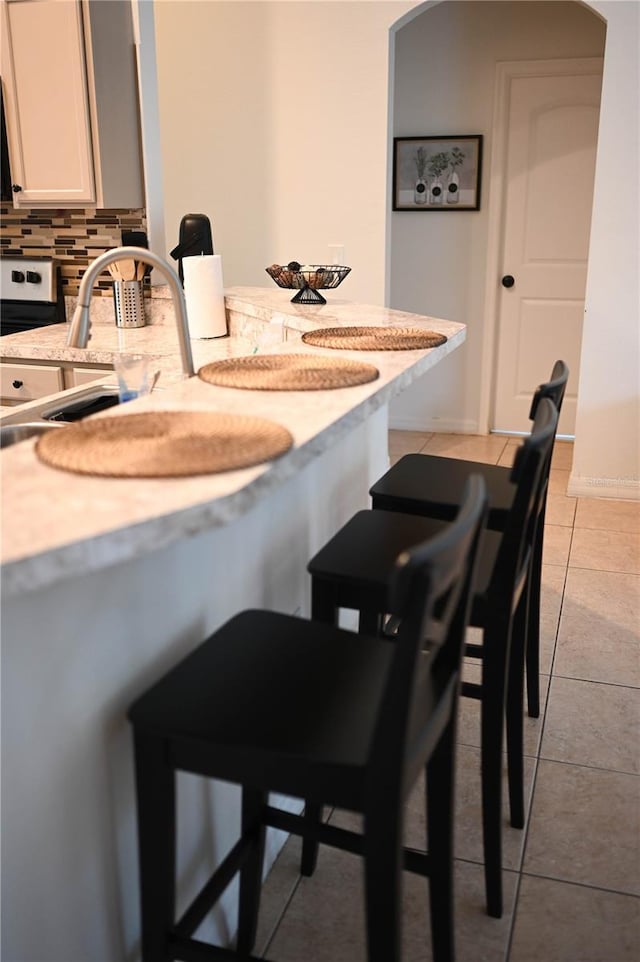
135,260,146,281
108,263,122,282
113,281,145,329
118,259,137,282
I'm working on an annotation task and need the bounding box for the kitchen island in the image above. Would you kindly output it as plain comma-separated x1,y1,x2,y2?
1,288,464,960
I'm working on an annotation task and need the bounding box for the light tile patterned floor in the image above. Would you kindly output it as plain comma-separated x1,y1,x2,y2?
253,432,640,961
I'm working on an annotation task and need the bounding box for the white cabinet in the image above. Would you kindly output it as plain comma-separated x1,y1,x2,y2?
0,358,113,404
0,0,143,209
0,361,64,403
66,365,113,387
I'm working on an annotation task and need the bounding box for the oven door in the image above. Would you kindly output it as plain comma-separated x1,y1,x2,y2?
0,301,65,336
1,319,68,336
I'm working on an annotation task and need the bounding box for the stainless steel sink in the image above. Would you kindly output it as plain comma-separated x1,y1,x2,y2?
1,384,120,429
0,421,67,449
41,387,120,422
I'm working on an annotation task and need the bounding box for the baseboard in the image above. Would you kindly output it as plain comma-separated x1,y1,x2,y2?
568,473,640,501
388,414,480,434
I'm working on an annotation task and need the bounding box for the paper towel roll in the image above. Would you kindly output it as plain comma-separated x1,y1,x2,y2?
183,254,228,339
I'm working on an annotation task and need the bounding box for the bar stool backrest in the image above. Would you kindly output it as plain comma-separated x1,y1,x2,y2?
489,397,559,617
529,359,569,420
368,475,488,799
528,358,569,524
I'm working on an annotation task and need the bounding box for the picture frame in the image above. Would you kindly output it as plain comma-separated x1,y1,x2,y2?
392,135,483,211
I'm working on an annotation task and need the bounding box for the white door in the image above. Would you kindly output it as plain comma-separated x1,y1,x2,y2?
492,62,602,436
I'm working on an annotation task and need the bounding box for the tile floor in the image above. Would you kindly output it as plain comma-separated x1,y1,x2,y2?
252,432,640,962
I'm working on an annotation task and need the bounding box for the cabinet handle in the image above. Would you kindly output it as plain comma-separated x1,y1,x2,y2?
12,379,24,389
11,184,23,193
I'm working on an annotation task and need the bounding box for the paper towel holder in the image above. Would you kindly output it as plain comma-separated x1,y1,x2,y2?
170,214,214,284
182,253,228,340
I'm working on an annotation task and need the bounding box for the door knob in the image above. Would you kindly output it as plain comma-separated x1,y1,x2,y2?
11,184,23,193
12,380,24,389
501,275,515,288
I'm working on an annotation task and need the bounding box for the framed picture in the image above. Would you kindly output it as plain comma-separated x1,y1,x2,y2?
392,135,483,211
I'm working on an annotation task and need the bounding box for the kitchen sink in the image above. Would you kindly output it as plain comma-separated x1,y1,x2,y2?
42,389,120,422
0,421,67,449
1,384,121,431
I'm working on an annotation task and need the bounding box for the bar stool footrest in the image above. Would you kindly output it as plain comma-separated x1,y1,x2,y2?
175,832,257,938
169,933,269,961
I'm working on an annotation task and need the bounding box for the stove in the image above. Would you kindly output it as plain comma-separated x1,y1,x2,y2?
0,257,66,336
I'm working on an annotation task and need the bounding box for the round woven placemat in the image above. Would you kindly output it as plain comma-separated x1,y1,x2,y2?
35,411,294,478
197,353,379,391
301,326,447,351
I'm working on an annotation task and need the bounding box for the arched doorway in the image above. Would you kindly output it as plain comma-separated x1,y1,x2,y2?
387,0,606,438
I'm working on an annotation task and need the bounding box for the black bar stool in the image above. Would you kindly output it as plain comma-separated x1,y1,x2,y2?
304,398,559,919
128,477,488,962
371,360,569,718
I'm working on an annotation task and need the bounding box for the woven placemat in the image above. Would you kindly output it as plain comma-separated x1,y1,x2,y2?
301,326,447,351
35,411,294,478
198,353,379,391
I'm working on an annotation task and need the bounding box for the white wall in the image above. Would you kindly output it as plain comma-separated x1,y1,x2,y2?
569,0,640,500
153,0,639,497
154,0,414,303
388,1,605,433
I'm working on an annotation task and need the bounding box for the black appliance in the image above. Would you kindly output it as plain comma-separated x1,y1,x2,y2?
0,257,66,336
170,213,214,284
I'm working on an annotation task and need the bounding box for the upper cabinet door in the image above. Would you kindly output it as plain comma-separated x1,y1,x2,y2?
1,0,97,206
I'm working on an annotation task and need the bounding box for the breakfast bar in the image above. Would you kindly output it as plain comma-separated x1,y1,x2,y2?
1,289,465,960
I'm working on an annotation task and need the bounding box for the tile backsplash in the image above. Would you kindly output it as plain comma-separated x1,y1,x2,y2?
0,206,147,296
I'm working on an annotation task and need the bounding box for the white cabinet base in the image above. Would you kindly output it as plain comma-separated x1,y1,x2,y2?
1,408,389,961
67,365,114,387
0,359,113,405
0,362,64,404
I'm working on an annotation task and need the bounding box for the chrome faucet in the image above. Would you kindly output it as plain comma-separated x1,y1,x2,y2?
67,246,195,376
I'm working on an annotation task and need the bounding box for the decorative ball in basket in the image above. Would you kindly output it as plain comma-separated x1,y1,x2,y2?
266,261,351,305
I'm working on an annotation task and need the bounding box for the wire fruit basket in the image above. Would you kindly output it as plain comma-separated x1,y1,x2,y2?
265,262,351,305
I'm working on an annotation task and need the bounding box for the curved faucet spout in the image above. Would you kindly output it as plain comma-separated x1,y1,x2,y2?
67,246,195,376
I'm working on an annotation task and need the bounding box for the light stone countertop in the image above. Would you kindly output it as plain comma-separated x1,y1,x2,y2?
1,288,465,598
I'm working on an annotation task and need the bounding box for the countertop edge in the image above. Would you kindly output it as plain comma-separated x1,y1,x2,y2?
1,297,466,599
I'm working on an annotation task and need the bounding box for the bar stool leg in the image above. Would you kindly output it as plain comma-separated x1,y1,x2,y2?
301,577,339,876
526,521,544,718
310,577,339,626
507,594,527,829
363,807,403,962
133,732,176,962
237,788,268,955
427,715,456,962
480,627,506,919
300,803,322,877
